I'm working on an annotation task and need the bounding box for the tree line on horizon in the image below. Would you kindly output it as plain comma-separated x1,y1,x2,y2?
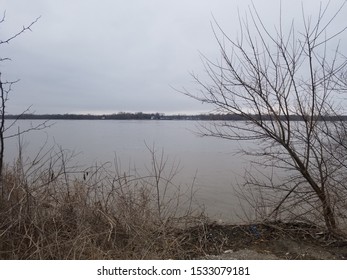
5,112,347,121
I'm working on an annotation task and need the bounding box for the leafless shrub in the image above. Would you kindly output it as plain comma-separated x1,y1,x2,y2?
0,12,49,184
183,1,347,234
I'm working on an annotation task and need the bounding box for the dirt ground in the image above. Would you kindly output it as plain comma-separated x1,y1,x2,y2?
182,221,347,260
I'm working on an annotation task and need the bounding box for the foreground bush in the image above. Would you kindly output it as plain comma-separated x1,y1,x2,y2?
0,148,208,259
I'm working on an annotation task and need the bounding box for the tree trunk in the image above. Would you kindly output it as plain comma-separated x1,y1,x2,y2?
321,194,337,232
0,76,4,197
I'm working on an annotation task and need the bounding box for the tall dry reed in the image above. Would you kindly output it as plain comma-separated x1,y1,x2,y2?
0,146,208,259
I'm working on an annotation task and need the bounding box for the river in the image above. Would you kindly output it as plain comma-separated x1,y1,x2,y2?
4,119,259,223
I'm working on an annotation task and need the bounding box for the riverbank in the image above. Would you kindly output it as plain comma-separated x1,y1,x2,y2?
188,221,347,260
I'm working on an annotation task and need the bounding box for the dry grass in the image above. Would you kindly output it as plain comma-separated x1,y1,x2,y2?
3,145,345,260
0,147,209,259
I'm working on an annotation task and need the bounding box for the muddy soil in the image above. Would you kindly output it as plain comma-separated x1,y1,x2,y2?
181,221,347,260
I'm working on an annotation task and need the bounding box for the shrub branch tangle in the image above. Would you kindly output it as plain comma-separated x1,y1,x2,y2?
0,13,45,186
184,2,347,233
0,145,206,259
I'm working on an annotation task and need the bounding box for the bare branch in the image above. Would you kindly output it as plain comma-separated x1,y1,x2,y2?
0,16,41,45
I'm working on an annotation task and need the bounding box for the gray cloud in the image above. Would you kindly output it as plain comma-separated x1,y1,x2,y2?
1,0,346,114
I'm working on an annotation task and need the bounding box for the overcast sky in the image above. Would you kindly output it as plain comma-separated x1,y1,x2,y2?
1,0,346,115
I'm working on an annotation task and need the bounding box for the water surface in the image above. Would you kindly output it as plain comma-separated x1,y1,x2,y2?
5,119,255,222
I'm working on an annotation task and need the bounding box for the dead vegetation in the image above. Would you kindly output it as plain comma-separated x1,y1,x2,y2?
0,146,211,259
1,144,347,260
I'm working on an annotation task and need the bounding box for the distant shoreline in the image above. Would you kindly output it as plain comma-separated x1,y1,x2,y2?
5,113,347,121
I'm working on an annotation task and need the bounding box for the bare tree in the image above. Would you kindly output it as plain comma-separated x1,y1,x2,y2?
0,13,44,184
184,2,347,233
